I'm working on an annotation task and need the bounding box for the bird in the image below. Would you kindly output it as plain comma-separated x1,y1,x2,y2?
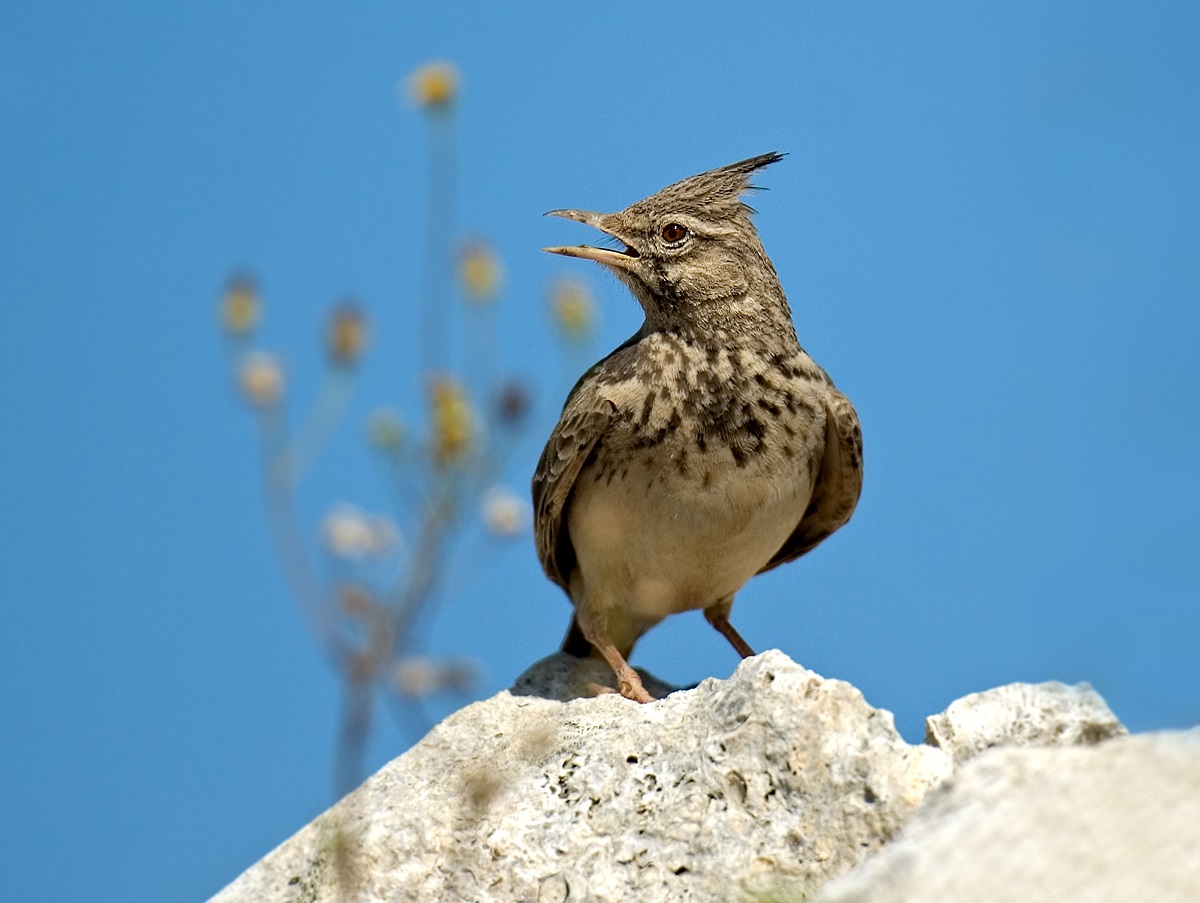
533,152,862,703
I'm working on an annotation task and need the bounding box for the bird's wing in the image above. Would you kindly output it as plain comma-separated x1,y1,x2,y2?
760,386,863,572
532,383,616,591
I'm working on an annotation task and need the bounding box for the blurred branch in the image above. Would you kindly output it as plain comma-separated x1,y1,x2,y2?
219,60,599,809
409,61,459,377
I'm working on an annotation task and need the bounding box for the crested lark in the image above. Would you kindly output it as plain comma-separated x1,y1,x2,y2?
534,153,862,703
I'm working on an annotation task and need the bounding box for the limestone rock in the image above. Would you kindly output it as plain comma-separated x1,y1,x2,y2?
813,729,1200,903
212,652,1166,903
212,651,952,903
924,680,1127,764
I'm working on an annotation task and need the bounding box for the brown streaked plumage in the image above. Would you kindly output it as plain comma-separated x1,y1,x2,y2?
534,153,862,703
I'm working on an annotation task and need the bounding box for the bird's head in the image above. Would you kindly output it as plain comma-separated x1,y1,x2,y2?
544,152,789,337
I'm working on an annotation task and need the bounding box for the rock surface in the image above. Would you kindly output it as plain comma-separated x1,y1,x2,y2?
814,729,1200,903
213,652,948,902
211,651,1192,903
924,680,1127,764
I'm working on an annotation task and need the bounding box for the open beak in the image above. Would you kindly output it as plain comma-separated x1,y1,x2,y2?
542,209,640,269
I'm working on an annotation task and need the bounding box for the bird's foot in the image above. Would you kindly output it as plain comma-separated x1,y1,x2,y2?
617,673,654,704
582,676,653,703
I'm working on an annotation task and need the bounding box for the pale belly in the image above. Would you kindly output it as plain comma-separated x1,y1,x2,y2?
566,445,814,621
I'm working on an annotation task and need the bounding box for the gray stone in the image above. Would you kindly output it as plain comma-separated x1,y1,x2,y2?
510,650,681,703
212,651,952,903
924,680,1127,764
814,729,1200,903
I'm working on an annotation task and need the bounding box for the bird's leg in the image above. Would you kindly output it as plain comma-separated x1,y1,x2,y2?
575,605,654,704
597,648,653,704
705,596,757,659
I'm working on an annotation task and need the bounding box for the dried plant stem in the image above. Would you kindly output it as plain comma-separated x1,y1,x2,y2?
419,111,458,378
288,368,355,481
256,409,340,657
334,676,373,800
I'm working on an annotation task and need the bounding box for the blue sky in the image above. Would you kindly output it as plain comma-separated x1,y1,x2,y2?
2,3,1198,900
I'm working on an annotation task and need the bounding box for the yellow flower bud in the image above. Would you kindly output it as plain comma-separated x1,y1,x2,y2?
458,239,502,303
405,61,459,110
550,279,596,342
429,376,473,466
326,302,367,367
220,275,260,336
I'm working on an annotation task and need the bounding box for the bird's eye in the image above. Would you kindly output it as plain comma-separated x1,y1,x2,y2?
660,222,688,243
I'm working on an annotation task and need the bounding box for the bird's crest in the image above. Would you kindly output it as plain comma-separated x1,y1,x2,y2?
633,152,785,219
